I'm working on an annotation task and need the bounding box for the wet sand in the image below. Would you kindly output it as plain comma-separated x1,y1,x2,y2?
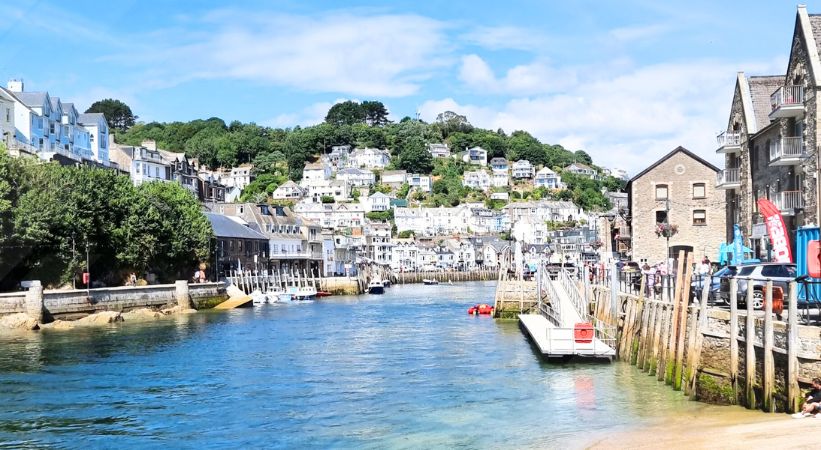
586,403,818,449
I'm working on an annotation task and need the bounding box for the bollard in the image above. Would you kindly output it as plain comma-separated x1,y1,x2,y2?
175,280,192,309
24,282,44,323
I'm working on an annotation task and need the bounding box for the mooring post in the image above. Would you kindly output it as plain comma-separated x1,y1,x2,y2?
24,282,44,323
745,279,756,409
729,277,739,403
175,280,192,309
787,281,800,412
610,261,618,321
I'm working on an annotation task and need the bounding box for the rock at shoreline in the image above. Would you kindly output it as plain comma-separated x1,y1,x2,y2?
75,311,123,326
161,305,197,315
121,308,163,321
0,313,39,331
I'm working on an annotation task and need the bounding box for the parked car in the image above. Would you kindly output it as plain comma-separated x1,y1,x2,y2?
690,266,733,304
718,263,796,309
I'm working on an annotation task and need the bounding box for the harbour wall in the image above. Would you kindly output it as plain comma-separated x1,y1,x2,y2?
0,282,227,321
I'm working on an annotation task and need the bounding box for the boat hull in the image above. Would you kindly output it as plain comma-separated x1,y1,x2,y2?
368,286,385,294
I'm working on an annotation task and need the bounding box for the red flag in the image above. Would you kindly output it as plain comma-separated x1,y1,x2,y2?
757,198,793,263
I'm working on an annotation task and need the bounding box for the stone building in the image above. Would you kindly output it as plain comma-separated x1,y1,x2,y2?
716,5,820,260
627,147,726,264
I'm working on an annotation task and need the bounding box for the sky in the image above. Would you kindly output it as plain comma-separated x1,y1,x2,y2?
0,0,812,174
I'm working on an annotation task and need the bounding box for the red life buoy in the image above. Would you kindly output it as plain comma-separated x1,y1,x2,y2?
574,322,594,343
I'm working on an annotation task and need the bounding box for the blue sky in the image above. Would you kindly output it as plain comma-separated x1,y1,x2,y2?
0,0,811,173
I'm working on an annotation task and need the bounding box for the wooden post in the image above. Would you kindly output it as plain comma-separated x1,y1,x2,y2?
657,303,672,382
787,281,800,413
665,251,686,385
745,279,756,409
619,296,635,360
683,304,698,396
674,254,694,390
729,277,739,403
687,279,711,395
638,298,652,370
763,280,774,412
641,301,657,371
650,302,664,376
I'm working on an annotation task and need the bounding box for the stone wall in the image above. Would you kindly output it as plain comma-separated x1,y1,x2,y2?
630,150,727,263
0,282,227,321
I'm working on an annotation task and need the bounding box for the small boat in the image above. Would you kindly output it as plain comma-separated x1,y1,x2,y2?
315,290,332,297
287,286,317,300
276,292,294,302
423,279,439,285
367,278,385,294
268,287,292,303
468,303,494,315
251,289,269,305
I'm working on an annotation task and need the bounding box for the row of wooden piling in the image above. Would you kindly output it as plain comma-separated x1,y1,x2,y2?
593,249,806,413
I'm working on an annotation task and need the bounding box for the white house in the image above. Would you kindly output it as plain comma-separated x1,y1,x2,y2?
428,143,450,158
349,148,390,169
305,179,349,202
504,200,584,223
110,144,171,186
77,112,110,165
0,91,16,151
394,206,472,236
564,162,596,179
463,170,491,191
408,173,431,192
490,157,508,172
302,161,331,186
511,216,550,245
511,160,535,179
272,180,306,200
61,102,91,160
327,145,352,169
467,208,510,234
463,146,488,166
337,167,375,187
381,170,407,187
294,202,366,229
492,171,509,188
225,165,254,189
490,192,509,201
534,167,563,189
391,239,420,270
365,221,393,265
361,192,391,212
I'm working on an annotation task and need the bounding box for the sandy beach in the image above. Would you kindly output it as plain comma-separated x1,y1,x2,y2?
586,404,819,449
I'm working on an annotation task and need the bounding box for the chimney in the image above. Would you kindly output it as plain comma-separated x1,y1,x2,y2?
141,139,157,151
7,79,23,93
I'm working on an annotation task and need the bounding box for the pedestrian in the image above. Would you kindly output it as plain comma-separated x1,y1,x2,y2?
128,272,137,286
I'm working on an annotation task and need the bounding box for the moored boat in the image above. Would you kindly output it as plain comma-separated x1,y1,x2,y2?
287,286,317,300
367,278,385,294
467,303,494,315
422,279,439,285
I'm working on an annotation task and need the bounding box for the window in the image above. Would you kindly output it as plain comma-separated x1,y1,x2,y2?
655,211,667,224
693,183,706,199
693,210,706,225
655,184,668,200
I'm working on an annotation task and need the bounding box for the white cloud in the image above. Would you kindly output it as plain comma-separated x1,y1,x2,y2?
422,59,783,174
112,10,452,98
458,55,577,95
460,26,549,51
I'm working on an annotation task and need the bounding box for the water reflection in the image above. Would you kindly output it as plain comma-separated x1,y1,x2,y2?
0,282,705,448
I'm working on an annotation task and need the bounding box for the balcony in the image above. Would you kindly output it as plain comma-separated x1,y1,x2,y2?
715,168,740,190
769,85,804,119
715,132,741,154
768,137,805,166
772,191,804,215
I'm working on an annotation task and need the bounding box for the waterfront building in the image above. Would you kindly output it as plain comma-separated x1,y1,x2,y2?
302,161,331,186
0,91,15,151
159,148,200,197
463,170,491,191
471,236,511,268
428,143,450,158
271,180,306,200
534,167,563,189
77,113,110,165
206,212,270,276
627,146,726,264
110,144,171,185
337,167,375,187
504,200,584,224
320,230,336,276
365,221,393,265
348,147,390,169
467,207,510,234
445,238,476,270
197,171,227,203
511,159,535,179
294,201,366,230
564,162,596,179
462,146,488,166
511,216,550,245
391,238,420,271
394,206,472,236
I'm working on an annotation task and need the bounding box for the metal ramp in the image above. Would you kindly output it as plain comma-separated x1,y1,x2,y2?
519,268,616,359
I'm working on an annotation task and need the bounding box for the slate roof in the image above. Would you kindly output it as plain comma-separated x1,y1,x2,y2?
205,213,268,240
747,76,783,132
628,146,719,185
15,92,47,108
78,112,106,124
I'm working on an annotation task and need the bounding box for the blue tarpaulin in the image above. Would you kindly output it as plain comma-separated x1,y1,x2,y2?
796,226,821,304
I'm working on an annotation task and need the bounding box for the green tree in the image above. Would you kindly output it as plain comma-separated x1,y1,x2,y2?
321,195,335,204
86,98,137,131
397,138,433,174
362,101,390,126
434,111,473,138
325,101,366,126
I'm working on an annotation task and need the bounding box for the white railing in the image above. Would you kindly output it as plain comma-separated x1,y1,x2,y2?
716,131,741,147
558,268,589,322
771,85,804,110
769,137,805,162
773,191,804,211
540,265,563,327
716,168,740,185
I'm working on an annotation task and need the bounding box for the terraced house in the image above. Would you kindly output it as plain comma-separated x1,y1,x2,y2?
716,5,821,259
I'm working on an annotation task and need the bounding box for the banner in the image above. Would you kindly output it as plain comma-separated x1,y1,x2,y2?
757,198,793,263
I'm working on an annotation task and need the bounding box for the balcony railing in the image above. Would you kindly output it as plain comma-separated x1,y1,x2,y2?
772,191,803,213
769,137,805,165
716,131,741,147
715,168,740,187
770,85,805,118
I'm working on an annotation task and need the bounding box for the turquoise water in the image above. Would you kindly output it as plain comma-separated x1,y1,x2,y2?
0,282,702,448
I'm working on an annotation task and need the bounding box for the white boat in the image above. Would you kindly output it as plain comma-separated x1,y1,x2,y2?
422,279,439,285
267,287,293,303
251,289,269,305
367,278,385,294
287,286,317,300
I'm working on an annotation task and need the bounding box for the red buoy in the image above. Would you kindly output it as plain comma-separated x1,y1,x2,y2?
574,322,594,343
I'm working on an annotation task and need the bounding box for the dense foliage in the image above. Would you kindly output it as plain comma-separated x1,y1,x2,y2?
0,146,211,289
86,98,137,131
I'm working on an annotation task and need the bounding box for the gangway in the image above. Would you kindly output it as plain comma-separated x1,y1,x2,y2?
519,268,616,359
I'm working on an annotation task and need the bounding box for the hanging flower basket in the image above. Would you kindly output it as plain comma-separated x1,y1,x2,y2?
590,240,603,250
655,223,678,238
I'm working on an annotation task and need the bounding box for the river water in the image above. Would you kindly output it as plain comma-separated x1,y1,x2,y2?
0,281,707,448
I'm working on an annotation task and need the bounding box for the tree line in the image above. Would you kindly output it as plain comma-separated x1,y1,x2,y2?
0,146,211,290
